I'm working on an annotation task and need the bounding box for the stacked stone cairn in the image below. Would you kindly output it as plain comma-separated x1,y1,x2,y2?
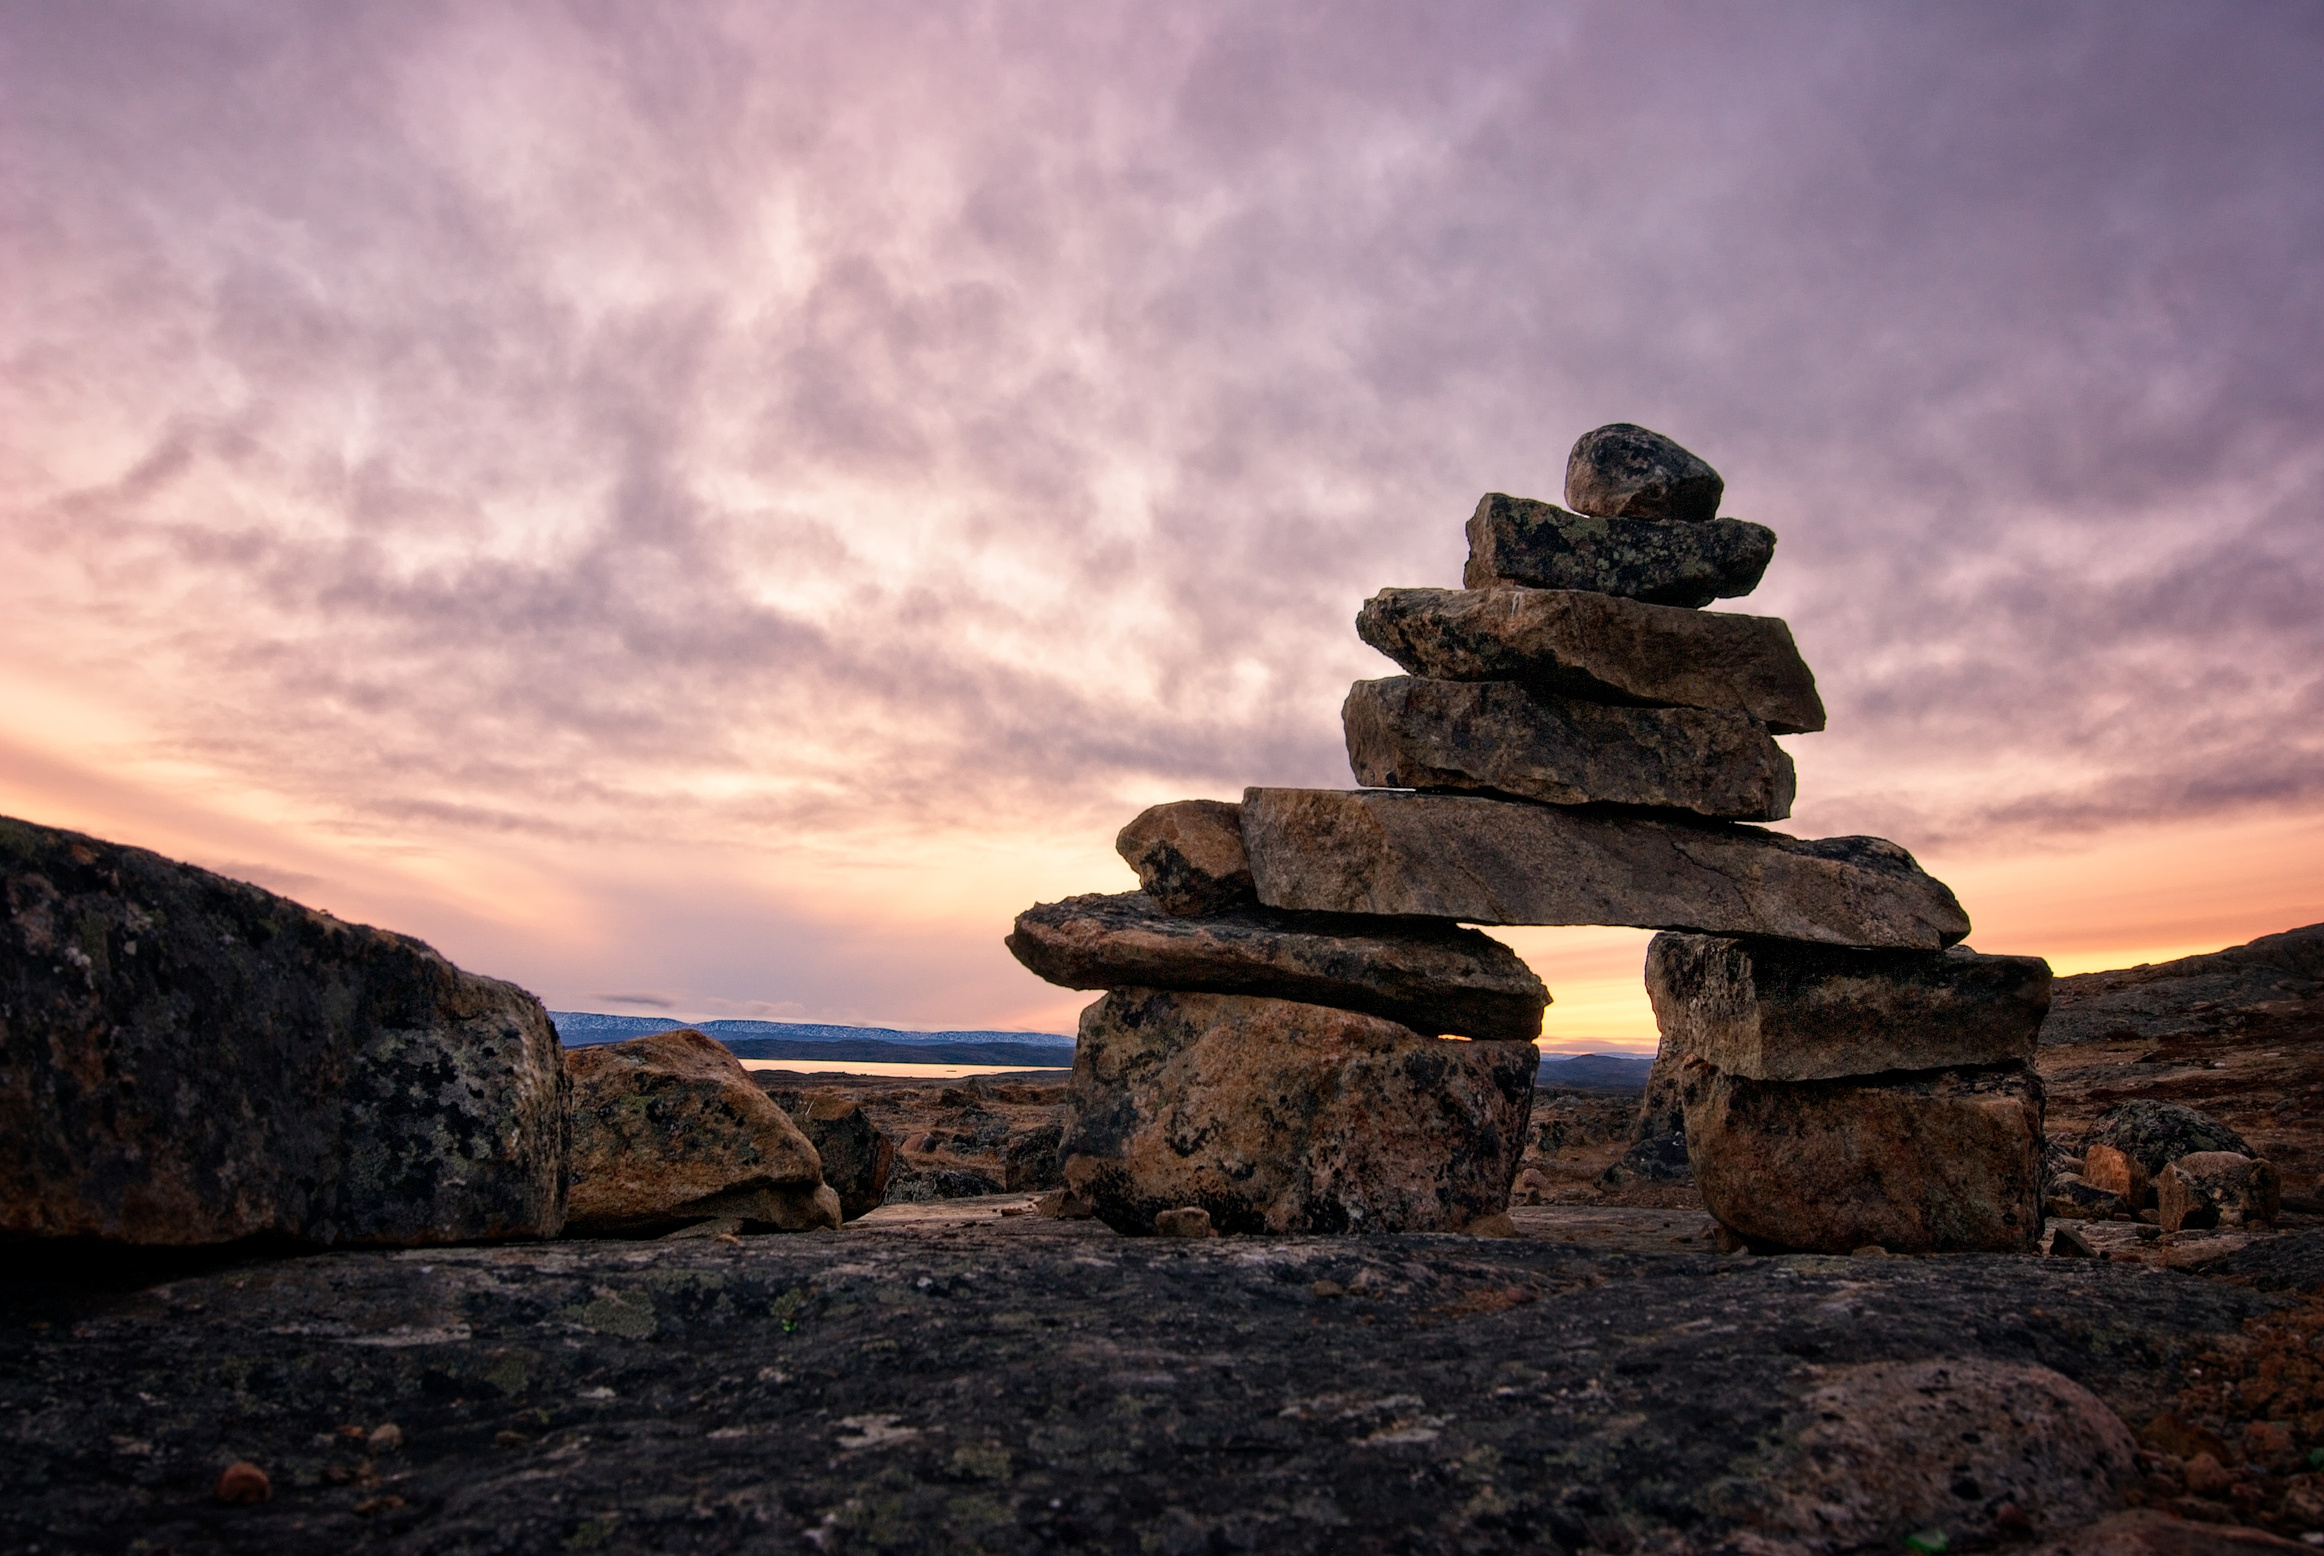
1011,424,2053,1252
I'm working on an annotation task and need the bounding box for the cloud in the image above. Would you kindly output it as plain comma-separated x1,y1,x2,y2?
3,1,2320,1019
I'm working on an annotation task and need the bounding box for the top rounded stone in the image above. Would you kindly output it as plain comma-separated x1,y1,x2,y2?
1564,424,1725,523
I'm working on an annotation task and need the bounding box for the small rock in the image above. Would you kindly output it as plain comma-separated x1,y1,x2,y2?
565,1028,840,1236
1461,492,1774,606
2081,1143,2151,1208
2183,1451,2237,1497
215,1461,272,1505
1115,799,1254,915
1154,1206,1216,1238
794,1095,897,1221
367,1422,403,1453
882,1166,1004,1204
2082,1100,2253,1178
2245,1420,2299,1471
2027,1507,2311,1552
2158,1152,2280,1232
1003,1125,1064,1192
1563,423,1724,524
1606,1131,1693,1184
659,1216,747,1240
2139,1414,2232,1464
2048,1223,2100,1258
2045,1174,2129,1221
1034,1188,1096,1219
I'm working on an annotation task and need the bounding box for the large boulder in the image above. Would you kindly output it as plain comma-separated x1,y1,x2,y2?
1563,423,1726,524
1752,1359,2138,1550
1114,800,1254,915
1344,676,1795,820
1358,586,1824,733
1005,890,1547,1040
1241,787,1971,948
565,1029,839,1236
1681,1058,2044,1254
2080,1099,2252,1177
1644,932,2050,1080
1060,989,1537,1235
0,814,566,1247
1462,492,1774,606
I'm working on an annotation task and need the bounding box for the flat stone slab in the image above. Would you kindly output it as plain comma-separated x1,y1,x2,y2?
1241,788,1971,948
1462,493,1775,607
1645,932,2051,1080
1007,891,1547,1041
1061,989,1537,1234
1344,676,1795,821
1681,1057,2045,1255
1358,586,1826,733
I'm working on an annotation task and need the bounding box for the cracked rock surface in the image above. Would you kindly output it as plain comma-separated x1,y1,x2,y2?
1,1214,2294,1554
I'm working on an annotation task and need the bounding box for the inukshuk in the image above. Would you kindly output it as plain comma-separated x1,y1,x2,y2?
1010,423,2052,1251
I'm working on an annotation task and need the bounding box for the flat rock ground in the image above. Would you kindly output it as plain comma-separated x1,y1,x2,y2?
11,1026,2324,1555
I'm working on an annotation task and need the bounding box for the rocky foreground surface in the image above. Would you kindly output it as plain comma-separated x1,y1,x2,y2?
9,1204,2324,1556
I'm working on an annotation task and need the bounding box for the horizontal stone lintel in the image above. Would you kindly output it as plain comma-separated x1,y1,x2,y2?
1241,787,1969,949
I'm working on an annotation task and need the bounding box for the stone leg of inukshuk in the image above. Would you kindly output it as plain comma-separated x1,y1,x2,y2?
1007,798,1544,1234
1007,423,2049,1248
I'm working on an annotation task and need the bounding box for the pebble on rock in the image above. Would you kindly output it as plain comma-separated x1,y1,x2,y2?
1153,1206,1216,1238
1563,423,1725,524
215,1461,272,1505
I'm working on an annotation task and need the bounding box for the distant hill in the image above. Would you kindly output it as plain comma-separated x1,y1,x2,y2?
2041,922,2324,1046
1535,1051,1654,1093
550,1012,1653,1083
548,1012,1076,1069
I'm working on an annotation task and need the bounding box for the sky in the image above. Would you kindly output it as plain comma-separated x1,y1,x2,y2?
4,2,2321,1049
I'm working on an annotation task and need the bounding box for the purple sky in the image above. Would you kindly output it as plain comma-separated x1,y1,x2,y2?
4,3,2320,1039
